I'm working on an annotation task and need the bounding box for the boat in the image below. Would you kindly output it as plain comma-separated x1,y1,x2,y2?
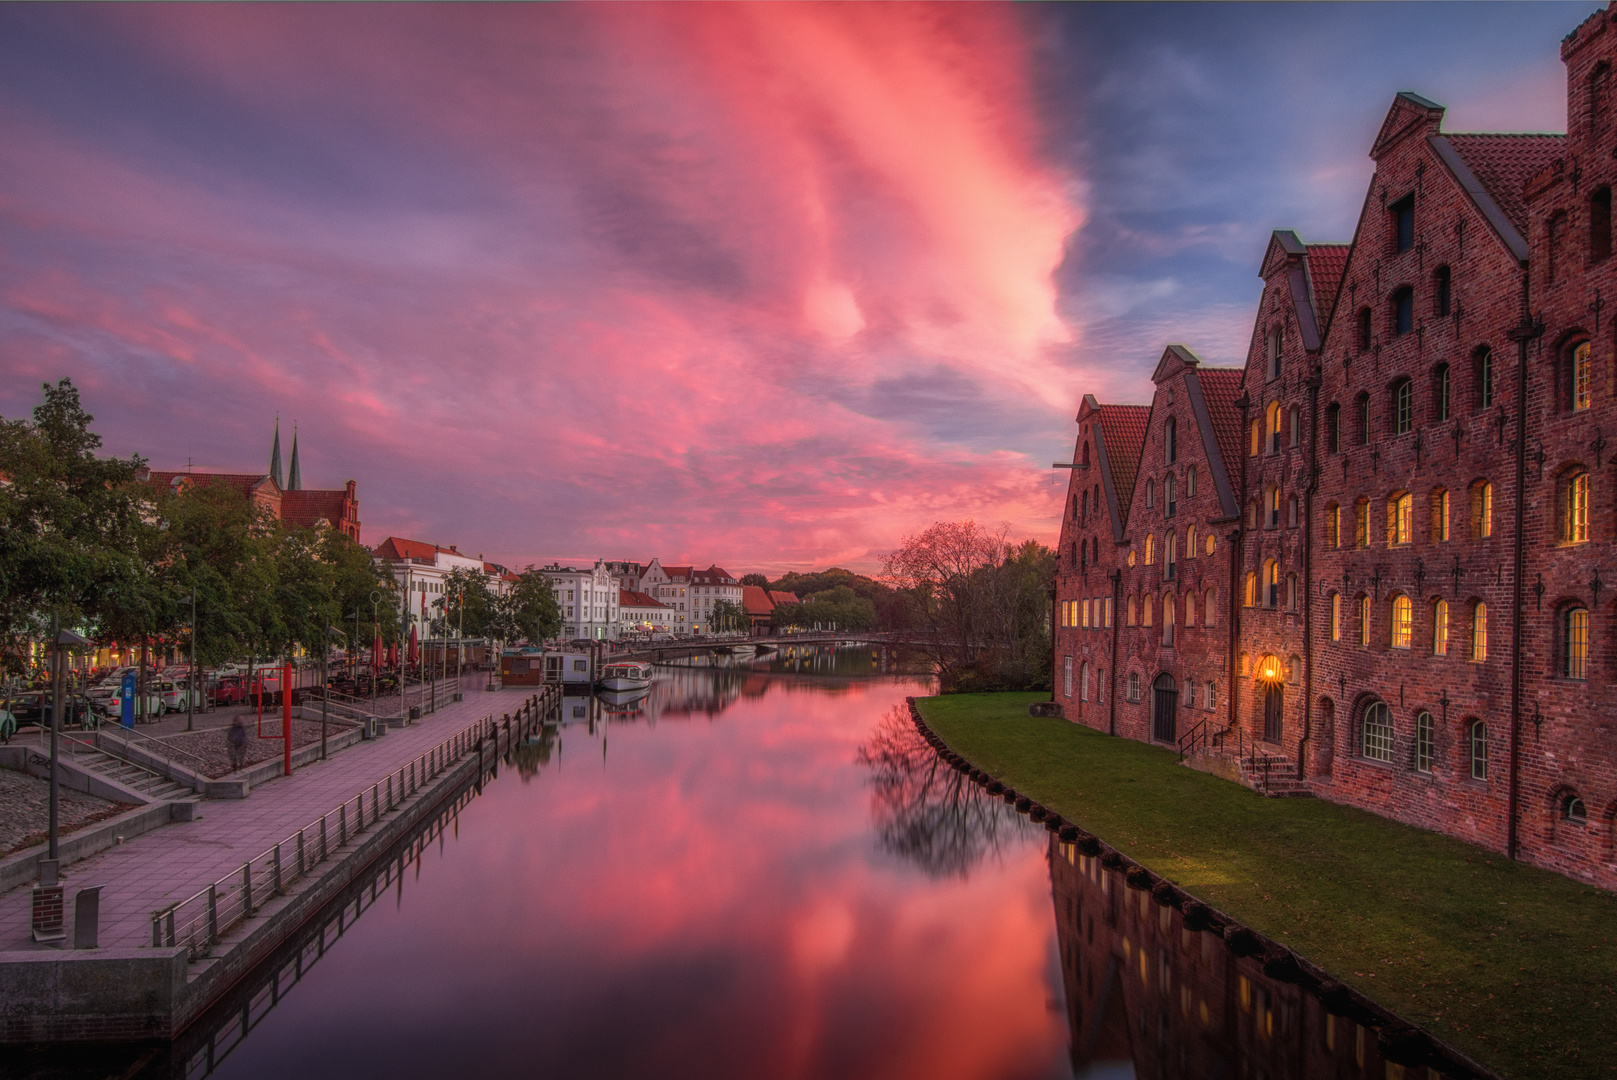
597,661,653,691
726,644,757,658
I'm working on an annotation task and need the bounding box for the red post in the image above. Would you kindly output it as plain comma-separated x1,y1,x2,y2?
282,661,293,778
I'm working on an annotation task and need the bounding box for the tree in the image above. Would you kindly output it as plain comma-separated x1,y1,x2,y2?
708,598,750,633
771,586,876,631
739,573,770,588
495,569,562,645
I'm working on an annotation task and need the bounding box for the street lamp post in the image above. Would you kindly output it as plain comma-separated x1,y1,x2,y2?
178,592,197,731
369,590,383,715
322,624,346,760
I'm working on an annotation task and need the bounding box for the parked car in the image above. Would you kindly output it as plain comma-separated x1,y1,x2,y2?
157,680,202,713
211,675,247,706
103,686,164,723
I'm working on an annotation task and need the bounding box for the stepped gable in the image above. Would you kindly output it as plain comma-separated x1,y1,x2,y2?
1094,403,1148,526
1304,243,1350,326
1442,133,1566,241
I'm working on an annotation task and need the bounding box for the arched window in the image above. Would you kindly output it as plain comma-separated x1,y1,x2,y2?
1433,363,1451,422
1391,193,1414,252
1561,467,1590,543
1388,491,1413,546
1431,487,1450,543
1165,474,1177,517
1186,524,1198,559
1204,588,1217,627
1266,485,1281,528
1128,672,1141,702
1471,481,1493,540
1589,60,1610,134
1145,478,1155,508
1104,597,1113,628
1391,377,1414,434
1358,307,1373,352
1432,599,1449,656
1475,346,1494,408
1415,711,1434,773
1142,595,1153,627
1288,406,1301,448
1080,661,1090,702
1326,403,1341,453
1266,400,1283,454
1329,592,1341,642
1268,328,1282,380
1563,792,1588,823
1433,266,1452,318
1144,533,1155,565
1358,594,1372,646
1165,416,1177,463
1469,720,1488,780
1162,594,1176,645
1354,497,1370,549
1564,606,1590,679
1391,593,1413,649
1592,186,1612,263
1471,601,1488,662
1244,571,1257,608
1263,559,1279,608
1356,392,1371,444
1286,572,1299,611
1165,531,1178,580
1362,702,1394,762
1204,532,1216,557
1185,591,1197,626
1324,502,1340,548
1186,465,1197,497
1249,417,1262,457
1392,287,1414,336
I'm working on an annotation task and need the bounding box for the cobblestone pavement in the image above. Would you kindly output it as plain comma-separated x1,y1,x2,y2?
159,719,340,778
0,770,135,856
0,686,533,952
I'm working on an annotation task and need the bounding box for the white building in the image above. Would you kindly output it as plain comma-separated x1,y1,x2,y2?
618,589,673,636
373,537,516,635
637,560,692,634
688,566,743,634
539,560,621,640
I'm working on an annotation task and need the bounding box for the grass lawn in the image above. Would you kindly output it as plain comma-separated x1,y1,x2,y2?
916,692,1617,1080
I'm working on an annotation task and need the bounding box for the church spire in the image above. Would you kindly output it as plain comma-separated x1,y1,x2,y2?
269,416,283,488
288,425,302,490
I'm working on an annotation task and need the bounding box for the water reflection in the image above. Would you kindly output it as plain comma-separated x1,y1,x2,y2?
1049,839,1455,1080
857,704,1041,880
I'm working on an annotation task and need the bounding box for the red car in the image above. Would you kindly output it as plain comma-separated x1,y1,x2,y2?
211,676,247,706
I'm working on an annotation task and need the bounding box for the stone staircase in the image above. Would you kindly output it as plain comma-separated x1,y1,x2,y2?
64,744,196,803
1237,750,1312,798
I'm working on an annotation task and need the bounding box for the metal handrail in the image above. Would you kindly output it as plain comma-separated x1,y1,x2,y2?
98,721,213,770
151,710,502,960
1177,718,1208,761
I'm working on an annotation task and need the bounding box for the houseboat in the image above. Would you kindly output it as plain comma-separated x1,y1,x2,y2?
598,660,653,691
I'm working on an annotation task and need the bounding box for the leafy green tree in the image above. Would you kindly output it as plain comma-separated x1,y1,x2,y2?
498,569,562,644
708,598,750,633
427,566,495,641
739,573,770,588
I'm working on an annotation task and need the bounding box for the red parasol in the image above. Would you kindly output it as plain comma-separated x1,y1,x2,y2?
407,621,418,666
372,631,383,672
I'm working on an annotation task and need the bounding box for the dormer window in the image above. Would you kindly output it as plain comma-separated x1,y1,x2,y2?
1390,193,1414,253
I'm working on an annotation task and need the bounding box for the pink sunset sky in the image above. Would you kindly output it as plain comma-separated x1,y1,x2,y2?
0,3,1582,573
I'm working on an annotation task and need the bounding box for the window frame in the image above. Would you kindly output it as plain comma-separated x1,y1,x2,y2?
1362,701,1394,762
1390,593,1413,649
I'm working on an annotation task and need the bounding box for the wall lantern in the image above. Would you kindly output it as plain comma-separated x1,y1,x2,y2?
1256,654,1284,684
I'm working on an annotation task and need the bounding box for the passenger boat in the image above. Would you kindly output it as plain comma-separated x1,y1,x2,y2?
598,661,653,691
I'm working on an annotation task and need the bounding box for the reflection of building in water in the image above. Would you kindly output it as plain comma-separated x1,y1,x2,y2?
1049,838,1433,1080
651,665,744,718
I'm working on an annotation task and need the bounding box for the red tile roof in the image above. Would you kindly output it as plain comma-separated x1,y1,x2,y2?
1445,133,1566,240
691,565,737,585
144,470,275,501
280,489,348,529
372,537,456,562
1196,368,1246,487
741,585,776,616
619,589,668,609
1304,244,1351,325
769,591,800,606
662,566,692,581
1095,404,1149,521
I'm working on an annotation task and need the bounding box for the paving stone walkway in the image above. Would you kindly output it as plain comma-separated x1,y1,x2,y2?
0,687,533,953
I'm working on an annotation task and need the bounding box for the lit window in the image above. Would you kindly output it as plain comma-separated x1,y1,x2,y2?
1204,533,1216,557
1473,482,1493,539
1433,599,1449,656
1126,597,1137,626
1565,607,1590,679
1162,595,1175,645
1471,602,1488,662
1105,598,1114,627
1143,597,1153,627
1186,524,1198,559
1249,418,1262,457
1469,721,1488,780
1432,488,1450,542
1267,486,1281,528
1389,492,1413,546
1354,499,1370,549
1358,595,1371,646
1573,341,1593,411
1324,503,1340,548
1391,594,1412,649
1145,534,1155,565
1415,711,1434,772
1264,560,1279,608
1362,702,1394,762
1563,469,1590,543
1266,401,1282,454
1204,588,1217,627
1329,592,1341,642
1244,572,1257,608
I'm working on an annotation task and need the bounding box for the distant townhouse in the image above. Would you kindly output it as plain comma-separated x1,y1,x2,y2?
741,585,802,633
539,560,621,640
372,537,516,635
619,590,673,636
638,560,693,634
689,566,743,632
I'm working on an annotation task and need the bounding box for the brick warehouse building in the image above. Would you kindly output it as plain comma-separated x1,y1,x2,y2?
1055,4,1617,890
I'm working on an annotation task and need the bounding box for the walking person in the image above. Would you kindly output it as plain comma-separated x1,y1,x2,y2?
227,717,248,772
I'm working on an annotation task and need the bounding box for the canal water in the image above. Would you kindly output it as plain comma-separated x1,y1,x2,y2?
197,646,1075,1080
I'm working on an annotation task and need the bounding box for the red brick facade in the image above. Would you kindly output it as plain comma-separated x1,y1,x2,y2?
1056,4,1617,891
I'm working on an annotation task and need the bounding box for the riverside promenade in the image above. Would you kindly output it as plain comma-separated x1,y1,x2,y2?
0,685,546,1043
